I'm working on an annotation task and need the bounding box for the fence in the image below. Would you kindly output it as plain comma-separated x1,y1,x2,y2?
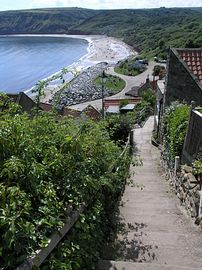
16,132,133,269
182,108,202,165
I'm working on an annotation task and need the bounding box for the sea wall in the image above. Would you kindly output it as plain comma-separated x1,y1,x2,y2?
54,62,108,106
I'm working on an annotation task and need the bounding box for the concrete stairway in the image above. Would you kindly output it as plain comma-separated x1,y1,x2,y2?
98,261,202,270
98,117,202,270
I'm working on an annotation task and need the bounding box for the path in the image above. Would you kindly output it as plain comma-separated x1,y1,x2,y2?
105,62,157,99
98,117,202,270
69,62,157,111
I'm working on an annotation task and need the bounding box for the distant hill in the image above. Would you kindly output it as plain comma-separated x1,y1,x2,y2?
0,8,99,34
74,8,202,58
0,7,202,57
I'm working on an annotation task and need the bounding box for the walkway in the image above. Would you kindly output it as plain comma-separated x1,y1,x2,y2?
105,62,157,99
98,117,202,270
69,62,157,111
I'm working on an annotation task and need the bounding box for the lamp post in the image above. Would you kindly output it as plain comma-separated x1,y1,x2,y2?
101,70,107,118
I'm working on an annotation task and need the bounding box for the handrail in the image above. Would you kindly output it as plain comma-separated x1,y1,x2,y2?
16,204,85,270
16,132,132,269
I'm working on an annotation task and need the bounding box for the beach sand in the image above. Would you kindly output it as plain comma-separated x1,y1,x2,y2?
39,34,136,103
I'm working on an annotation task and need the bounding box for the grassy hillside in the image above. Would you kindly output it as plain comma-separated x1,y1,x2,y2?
0,7,99,34
0,7,202,57
74,8,202,58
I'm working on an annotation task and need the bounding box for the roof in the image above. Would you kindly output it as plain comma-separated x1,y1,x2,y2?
104,98,141,108
63,107,81,117
7,92,37,113
81,105,102,121
4,93,101,121
106,106,120,114
40,102,101,121
125,86,140,97
125,80,155,97
40,102,52,112
176,49,202,85
120,104,135,110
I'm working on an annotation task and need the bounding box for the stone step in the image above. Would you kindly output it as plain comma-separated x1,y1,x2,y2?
97,260,202,270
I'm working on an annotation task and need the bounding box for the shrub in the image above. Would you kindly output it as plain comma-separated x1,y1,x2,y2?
163,102,189,162
0,95,131,269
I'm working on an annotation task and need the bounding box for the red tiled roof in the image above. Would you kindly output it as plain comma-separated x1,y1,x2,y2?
177,49,202,84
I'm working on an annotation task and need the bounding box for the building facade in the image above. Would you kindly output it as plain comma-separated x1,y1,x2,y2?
164,48,202,106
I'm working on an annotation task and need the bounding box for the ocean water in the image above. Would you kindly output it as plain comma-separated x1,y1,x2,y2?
0,35,88,93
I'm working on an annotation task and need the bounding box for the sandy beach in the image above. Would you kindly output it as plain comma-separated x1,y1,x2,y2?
74,35,136,64
36,34,136,103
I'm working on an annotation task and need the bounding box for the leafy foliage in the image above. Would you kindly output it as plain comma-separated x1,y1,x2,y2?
193,159,202,179
105,90,156,144
140,89,156,108
0,94,131,269
163,102,189,162
192,152,202,180
74,8,202,57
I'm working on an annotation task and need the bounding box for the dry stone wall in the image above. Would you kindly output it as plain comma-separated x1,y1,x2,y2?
161,155,200,219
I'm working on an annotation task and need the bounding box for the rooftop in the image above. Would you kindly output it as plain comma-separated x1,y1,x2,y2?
177,49,202,85
106,106,120,114
120,104,135,111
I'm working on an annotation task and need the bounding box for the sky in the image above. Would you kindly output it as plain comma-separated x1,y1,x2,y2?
0,0,202,11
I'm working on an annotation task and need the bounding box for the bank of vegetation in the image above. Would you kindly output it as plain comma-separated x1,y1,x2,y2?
0,89,156,269
1,7,202,58
163,102,189,163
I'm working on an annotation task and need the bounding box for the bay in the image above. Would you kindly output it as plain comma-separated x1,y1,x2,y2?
0,35,88,93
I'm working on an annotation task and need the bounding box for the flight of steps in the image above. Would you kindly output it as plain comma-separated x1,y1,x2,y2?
97,118,202,270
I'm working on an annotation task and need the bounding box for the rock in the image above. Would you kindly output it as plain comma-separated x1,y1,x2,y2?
182,165,192,173
187,173,198,189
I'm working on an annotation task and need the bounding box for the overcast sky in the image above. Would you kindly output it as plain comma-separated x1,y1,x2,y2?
0,0,202,11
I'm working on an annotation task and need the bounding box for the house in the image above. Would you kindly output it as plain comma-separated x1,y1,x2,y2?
156,48,202,161
40,102,101,121
3,92,37,113
164,48,202,106
104,97,141,115
125,79,155,98
2,92,101,121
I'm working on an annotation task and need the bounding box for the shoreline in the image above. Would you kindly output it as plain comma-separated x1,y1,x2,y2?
3,34,137,103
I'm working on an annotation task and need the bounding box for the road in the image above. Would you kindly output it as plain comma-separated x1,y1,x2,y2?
69,61,158,111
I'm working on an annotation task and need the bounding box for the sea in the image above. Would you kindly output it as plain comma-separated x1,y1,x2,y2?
0,35,89,94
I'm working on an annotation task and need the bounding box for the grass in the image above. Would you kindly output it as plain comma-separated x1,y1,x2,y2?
94,74,126,95
114,66,140,76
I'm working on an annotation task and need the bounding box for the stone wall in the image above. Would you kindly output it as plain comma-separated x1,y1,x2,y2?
161,155,200,219
164,49,202,106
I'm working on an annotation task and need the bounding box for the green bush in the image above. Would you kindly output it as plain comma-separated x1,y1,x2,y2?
163,102,189,162
0,95,130,269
